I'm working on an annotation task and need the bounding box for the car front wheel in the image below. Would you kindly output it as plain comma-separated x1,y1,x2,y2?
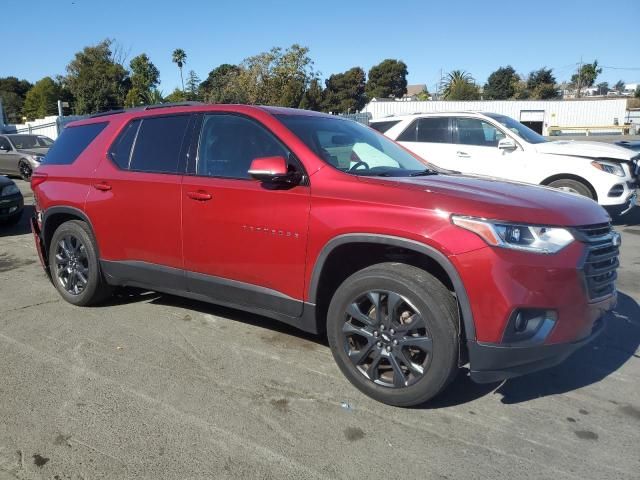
327,262,459,407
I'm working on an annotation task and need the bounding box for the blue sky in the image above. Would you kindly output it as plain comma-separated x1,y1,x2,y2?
3,0,639,92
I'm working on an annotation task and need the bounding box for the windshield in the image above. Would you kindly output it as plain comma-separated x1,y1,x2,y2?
484,113,547,144
8,135,54,149
276,115,435,177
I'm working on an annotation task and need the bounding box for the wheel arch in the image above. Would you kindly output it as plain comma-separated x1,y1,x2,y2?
540,173,598,201
307,234,476,343
42,206,99,259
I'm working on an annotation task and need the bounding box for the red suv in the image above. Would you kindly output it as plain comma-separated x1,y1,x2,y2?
30,103,620,406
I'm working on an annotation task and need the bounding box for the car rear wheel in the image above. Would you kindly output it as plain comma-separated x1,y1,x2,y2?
548,178,594,199
19,160,32,181
327,262,459,407
49,220,112,306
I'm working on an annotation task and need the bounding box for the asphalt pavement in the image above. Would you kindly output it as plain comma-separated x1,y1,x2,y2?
0,180,638,480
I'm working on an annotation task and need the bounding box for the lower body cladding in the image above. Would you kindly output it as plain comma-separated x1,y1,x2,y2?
453,239,618,383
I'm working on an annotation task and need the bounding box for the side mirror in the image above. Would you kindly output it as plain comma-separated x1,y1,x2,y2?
248,156,301,185
498,138,517,150
0,145,10,152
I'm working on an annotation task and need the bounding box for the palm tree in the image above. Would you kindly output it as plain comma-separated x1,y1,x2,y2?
172,49,187,92
442,70,474,99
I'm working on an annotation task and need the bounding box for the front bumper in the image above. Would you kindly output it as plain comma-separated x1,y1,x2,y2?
0,194,23,219
467,296,613,383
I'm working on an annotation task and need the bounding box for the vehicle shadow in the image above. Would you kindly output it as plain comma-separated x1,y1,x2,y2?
107,287,327,346
0,205,34,237
103,288,639,408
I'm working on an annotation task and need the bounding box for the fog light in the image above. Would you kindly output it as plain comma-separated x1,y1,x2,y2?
503,308,557,345
608,184,624,198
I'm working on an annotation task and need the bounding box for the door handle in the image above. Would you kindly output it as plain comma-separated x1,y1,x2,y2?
187,190,212,201
456,151,470,158
93,182,112,191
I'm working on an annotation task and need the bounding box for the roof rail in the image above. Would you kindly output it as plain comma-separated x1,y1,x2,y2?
144,101,205,110
88,102,206,118
89,109,126,118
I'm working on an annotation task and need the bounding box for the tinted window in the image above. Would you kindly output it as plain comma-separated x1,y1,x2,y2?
129,115,190,173
396,120,418,142
108,119,141,169
197,114,288,179
417,118,451,143
42,122,107,165
0,137,10,150
369,120,401,133
456,118,504,147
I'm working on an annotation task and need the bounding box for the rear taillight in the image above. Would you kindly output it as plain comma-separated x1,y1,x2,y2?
31,172,48,189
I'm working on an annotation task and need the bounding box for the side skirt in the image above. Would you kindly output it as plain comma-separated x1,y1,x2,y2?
100,260,319,334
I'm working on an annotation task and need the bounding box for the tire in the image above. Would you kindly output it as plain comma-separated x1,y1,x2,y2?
4,210,23,225
327,262,459,407
48,220,112,306
18,160,32,181
548,178,594,199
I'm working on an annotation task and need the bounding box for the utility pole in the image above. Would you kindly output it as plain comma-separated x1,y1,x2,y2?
576,57,583,98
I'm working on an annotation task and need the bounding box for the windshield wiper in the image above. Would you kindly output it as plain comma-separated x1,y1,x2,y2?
409,168,438,176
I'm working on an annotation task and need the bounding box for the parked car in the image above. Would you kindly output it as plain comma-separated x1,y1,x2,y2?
0,175,24,224
616,140,640,153
0,134,53,180
371,112,639,215
31,104,619,406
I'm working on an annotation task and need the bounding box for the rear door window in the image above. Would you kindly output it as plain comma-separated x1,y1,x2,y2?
42,122,107,165
416,117,451,143
129,115,191,173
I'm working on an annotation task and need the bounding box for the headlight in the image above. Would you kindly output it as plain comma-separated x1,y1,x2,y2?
31,155,44,163
1,184,20,196
591,160,625,177
451,216,574,254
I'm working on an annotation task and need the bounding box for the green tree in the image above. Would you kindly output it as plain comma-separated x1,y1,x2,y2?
635,86,640,98
237,44,316,107
415,87,430,101
442,70,479,100
0,77,32,123
483,66,519,99
526,68,558,99
613,80,625,93
23,77,62,120
571,60,602,93
172,48,187,91
185,70,201,101
323,67,367,113
65,39,130,114
299,78,324,110
164,88,187,103
596,82,609,95
200,64,244,103
365,59,408,99
125,53,160,107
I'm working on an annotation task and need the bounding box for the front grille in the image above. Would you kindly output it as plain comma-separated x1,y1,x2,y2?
573,223,619,301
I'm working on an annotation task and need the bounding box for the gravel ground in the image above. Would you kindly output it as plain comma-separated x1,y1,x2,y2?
0,180,638,480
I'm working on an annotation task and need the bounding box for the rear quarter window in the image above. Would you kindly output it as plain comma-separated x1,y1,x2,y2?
43,122,108,165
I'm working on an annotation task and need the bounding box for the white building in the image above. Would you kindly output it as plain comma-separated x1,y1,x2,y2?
361,99,631,136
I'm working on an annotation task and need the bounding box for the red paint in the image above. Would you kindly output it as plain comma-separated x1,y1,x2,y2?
33,104,614,348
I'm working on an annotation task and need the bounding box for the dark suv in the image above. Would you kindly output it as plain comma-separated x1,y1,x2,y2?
31,103,620,406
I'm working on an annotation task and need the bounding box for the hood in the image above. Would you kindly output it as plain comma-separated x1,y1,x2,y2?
17,148,49,156
367,174,610,227
0,175,14,187
535,140,634,161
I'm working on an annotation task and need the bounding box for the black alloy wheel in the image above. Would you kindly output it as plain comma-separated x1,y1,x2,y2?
54,234,90,295
342,290,432,388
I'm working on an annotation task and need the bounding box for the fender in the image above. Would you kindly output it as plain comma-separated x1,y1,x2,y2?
308,233,476,341
41,206,99,255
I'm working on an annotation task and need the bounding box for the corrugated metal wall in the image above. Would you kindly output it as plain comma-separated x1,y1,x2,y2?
362,99,628,135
